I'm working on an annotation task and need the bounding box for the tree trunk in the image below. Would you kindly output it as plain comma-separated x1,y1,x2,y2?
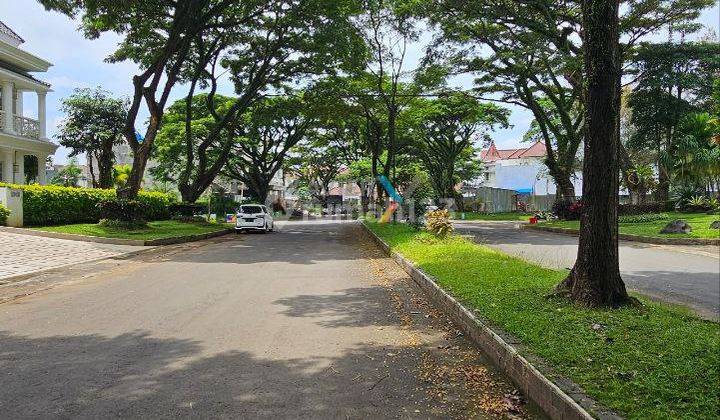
555,174,576,203
656,166,670,202
179,184,203,203
97,142,115,189
87,154,98,188
554,0,632,307
358,181,369,214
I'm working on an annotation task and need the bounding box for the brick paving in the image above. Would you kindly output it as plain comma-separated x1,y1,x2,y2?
0,232,146,283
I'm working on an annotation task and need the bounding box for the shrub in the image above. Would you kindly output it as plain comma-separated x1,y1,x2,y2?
552,200,584,220
617,202,668,215
196,195,238,217
97,198,148,223
425,209,454,237
0,183,175,226
0,204,10,225
618,213,670,223
137,191,174,220
678,195,718,213
169,202,206,217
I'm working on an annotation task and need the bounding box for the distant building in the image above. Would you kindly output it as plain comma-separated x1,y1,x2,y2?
479,140,582,196
0,21,57,184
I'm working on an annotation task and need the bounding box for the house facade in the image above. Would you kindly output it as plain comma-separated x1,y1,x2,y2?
479,140,582,196
0,21,56,185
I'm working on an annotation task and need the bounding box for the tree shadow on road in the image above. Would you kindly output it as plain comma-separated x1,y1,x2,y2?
273,286,398,328
0,329,522,418
155,222,370,266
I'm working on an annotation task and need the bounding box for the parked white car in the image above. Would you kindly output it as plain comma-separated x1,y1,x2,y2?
235,204,274,233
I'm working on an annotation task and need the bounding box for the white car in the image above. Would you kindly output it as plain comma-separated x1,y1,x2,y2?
235,204,274,233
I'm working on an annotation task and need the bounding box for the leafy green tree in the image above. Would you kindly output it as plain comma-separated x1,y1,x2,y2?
151,93,236,202
40,0,268,199
286,136,344,206
671,112,720,191
627,41,720,200
223,96,315,203
56,87,127,189
412,0,714,202
406,93,508,210
165,0,365,202
51,158,83,187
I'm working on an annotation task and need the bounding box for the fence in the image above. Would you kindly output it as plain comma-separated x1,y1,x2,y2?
464,186,556,213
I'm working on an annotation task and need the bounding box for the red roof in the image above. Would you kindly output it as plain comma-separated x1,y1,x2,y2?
481,141,546,162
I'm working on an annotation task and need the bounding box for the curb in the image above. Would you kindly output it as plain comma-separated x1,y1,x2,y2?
360,222,619,420
0,225,234,246
522,224,719,246
0,247,156,288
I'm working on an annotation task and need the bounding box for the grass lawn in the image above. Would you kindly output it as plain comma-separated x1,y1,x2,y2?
452,211,532,221
540,212,719,239
32,220,229,240
366,221,720,419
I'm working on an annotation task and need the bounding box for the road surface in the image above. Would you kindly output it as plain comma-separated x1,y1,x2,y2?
455,221,720,319
0,220,536,419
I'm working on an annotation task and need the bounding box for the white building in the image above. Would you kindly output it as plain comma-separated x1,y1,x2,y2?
480,140,582,196
0,21,56,185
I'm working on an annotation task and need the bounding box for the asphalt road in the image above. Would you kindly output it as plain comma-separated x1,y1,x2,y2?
454,221,720,319
0,220,536,419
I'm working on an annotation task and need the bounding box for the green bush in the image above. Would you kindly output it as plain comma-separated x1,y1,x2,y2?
97,199,148,223
0,204,10,225
136,190,174,220
169,202,206,217
0,183,175,226
618,213,670,223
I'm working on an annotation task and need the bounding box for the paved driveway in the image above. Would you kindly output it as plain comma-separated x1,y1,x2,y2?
455,221,720,319
0,231,146,284
0,221,534,418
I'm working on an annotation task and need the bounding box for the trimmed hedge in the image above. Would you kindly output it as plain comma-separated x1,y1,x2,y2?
0,183,175,226
98,199,148,222
617,202,670,216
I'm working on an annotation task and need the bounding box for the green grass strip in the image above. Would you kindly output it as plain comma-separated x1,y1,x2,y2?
366,221,720,419
541,212,719,239
32,220,228,240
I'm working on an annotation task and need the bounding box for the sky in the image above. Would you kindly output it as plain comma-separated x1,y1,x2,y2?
2,0,719,164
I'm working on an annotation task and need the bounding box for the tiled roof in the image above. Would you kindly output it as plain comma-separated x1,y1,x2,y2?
480,141,546,162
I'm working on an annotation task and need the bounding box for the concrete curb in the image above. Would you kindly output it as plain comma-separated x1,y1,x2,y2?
522,224,720,246
0,225,234,246
360,222,619,420
0,247,156,287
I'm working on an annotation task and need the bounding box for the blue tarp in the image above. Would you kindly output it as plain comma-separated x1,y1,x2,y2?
515,188,533,194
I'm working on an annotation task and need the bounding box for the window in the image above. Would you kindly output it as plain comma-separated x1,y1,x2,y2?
240,205,263,214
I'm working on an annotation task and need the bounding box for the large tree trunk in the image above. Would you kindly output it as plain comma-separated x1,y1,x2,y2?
97,141,115,189
118,130,155,199
554,0,632,307
358,181,370,214
554,173,576,202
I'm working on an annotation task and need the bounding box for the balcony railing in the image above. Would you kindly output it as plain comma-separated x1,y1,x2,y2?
0,111,40,139
14,115,40,139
